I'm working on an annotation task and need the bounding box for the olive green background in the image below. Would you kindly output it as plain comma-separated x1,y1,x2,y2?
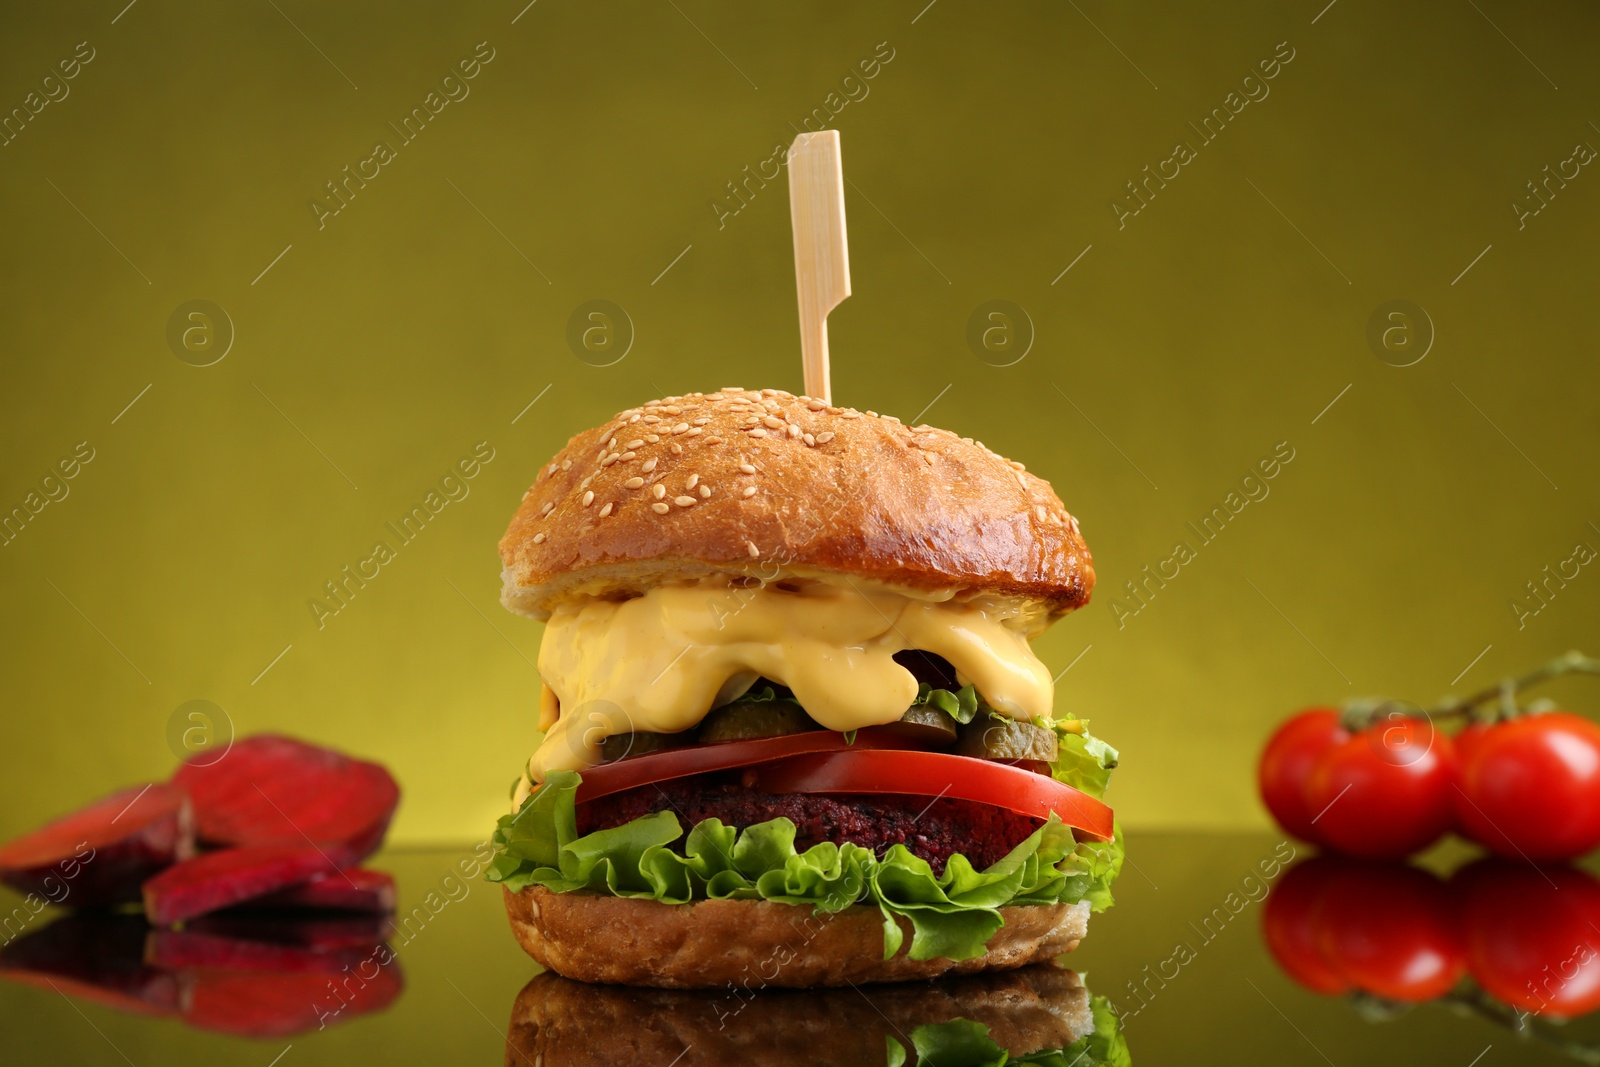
2,0,1597,844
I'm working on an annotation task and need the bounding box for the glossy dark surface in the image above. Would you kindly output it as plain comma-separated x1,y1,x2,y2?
4,833,1598,1064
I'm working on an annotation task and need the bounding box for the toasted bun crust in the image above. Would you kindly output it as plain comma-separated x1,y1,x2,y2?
499,388,1094,619
503,885,1089,988
505,964,1092,1066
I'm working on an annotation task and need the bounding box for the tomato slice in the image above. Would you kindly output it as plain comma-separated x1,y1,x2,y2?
572,728,927,804
755,748,1115,842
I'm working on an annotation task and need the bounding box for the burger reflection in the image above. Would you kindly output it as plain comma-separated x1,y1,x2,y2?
0,911,403,1038
1263,854,1600,1056
505,962,1128,1066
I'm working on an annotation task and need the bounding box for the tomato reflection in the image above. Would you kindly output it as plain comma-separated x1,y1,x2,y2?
1263,854,1600,1021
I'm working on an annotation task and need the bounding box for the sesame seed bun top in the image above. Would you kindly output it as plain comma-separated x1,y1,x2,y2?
498,387,1095,620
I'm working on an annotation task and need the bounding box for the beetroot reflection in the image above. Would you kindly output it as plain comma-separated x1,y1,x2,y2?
1263,853,1600,1055
0,911,403,1038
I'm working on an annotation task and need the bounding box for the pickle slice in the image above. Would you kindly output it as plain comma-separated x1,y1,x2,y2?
599,731,686,762
872,703,959,746
697,700,816,743
956,716,1058,761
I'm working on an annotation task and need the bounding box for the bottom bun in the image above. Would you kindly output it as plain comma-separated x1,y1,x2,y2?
506,963,1092,1067
503,885,1090,988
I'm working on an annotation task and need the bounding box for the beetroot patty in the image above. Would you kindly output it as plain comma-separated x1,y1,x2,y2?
576,776,1043,875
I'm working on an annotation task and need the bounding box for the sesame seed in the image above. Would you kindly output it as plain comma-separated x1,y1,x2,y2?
646,434,660,443
1035,505,1047,522
581,490,594,507
840,411,860,419
620,451,637,461
642,457,658,472
599,502,614,518
705,436,722,445
1014,471,1028,488
866,411,879,418
699,485,711,498
787,423,801,438
762,415,782,429
664,405,682,415
807,399,826,411
688,426,703,436
739,463,756,474
685,474,699,489
625,439,644,450
628,413,641,423
580,475,594,489
643,415,661,423
761,388,778,396
532,532,546,544
560,459,572,471
924,452,936,464
1049,512,1062,526
540,502,554,516
601,453,620,467
803,433,815,446
674,496,696,507
624,477,645,489
672,422,690,435
670,443,683,454
693,417,710,426
742,485,757,498
749,428,767,438
651,502,671,514
746,540,760,557
652,484,666,500
600,430,615,446
815,432,835,444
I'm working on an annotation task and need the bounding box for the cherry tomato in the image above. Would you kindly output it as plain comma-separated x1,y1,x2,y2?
1261,855,1352,994
1453,858,1600,1016
1258,709,1348,844
755,748,1114,841
1453,713,1600,861
1314,862,1464,1001
1303,718,1457,859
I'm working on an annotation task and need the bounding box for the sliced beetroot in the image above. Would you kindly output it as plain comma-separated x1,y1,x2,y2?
180,956,404,1038
0,783,193,908
0,914,182,1017
172,735,399,861
142,843,354,927
246,868,397,913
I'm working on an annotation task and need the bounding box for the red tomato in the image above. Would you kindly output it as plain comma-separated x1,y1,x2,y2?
572,729,1116,842
1453,858,1600,1016
1453,713,1600,861
754,748,1115,841
1261,855,1352,995
1303,718,1457,859
1258,710,1348,844
574,728,923,802
1315,862,1464,1001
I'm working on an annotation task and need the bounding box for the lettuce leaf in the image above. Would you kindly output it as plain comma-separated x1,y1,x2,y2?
1044,721,1118,801
885,993,1129,1066
912,682,981,724
486,773,1124,961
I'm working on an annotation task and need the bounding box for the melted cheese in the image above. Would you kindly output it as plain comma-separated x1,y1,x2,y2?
526,576,1058,782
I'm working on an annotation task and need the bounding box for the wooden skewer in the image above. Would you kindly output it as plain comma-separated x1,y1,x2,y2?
787,131,851,404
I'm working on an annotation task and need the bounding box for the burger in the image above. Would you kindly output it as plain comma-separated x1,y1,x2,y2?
505,963,1129,1066
485,387,1122,987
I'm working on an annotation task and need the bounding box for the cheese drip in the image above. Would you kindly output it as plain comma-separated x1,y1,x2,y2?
527,576,1057,781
